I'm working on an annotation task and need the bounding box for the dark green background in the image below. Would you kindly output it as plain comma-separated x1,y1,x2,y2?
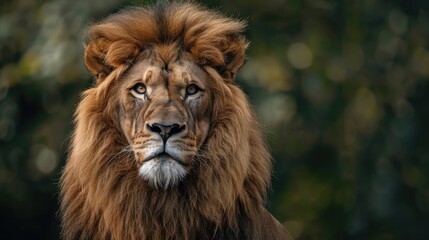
1,0,428,239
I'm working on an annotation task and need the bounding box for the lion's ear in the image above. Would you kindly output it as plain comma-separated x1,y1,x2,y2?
188,31,249,82
84,36,140,84
221,35,248,82
84,38,111,82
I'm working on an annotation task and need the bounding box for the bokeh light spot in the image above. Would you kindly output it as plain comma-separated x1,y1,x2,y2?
35,147,58,175
389,10,408,35
326,58,348,82
286,43,313,69
241,57,292,91
258,95,296,127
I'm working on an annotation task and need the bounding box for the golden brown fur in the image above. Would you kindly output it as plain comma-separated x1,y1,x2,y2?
60,2,291,239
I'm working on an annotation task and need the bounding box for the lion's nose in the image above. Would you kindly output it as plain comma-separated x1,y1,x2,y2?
148,123,185,141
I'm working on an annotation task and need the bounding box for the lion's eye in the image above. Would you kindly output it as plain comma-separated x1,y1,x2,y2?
186,84,200,95
131,83,146,95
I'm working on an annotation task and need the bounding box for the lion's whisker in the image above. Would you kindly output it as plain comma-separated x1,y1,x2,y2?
103,145,134,168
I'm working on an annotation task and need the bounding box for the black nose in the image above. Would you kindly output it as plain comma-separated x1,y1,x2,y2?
148,123,185,141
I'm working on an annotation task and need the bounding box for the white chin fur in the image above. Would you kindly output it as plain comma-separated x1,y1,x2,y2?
138,159,187,189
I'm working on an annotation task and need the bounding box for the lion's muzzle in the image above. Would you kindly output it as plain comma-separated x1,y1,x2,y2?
134,121,194,189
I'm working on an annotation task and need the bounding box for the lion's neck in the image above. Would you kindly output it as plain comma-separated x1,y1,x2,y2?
61,153,261,240
124,188,248,239
104,160,259,239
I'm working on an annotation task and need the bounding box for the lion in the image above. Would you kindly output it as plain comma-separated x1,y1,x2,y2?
60,2,292,240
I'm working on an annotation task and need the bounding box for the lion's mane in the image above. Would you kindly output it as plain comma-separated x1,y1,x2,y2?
60,2,289,240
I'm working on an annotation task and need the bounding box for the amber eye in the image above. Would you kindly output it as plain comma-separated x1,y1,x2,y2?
186,84,200,95
131,83,146,95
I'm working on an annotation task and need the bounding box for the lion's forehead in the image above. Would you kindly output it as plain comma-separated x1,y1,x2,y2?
125,59,202,89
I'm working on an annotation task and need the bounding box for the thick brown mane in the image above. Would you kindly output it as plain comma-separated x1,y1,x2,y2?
84,2,247,83
60,2,291,240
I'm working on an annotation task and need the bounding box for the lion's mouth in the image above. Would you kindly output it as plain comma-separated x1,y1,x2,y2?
155,152,171,161
143,152,187,166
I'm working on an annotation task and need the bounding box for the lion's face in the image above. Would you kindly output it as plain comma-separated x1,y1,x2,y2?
118,54,212,189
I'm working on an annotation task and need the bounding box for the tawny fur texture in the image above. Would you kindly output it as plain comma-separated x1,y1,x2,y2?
60,2,292,240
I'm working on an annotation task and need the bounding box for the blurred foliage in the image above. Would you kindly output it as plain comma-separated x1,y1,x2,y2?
1,0,429,239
